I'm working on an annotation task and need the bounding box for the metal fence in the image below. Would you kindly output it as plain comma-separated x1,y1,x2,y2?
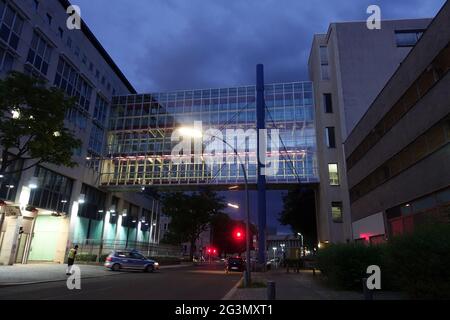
75,239,182,258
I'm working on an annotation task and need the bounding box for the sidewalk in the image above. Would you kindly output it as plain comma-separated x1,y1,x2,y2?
0,263,190,287
226,269,406,300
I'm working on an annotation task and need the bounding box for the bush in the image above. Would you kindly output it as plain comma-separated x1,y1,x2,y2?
384,224,450,299
317,243,384,290
75,253,97,262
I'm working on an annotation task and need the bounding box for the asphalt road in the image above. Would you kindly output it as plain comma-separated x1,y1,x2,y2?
0,263,242,300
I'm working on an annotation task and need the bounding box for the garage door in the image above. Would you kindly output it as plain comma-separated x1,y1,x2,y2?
28,216,60,262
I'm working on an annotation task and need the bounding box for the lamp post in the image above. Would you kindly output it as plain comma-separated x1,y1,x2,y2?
297,232,304,257
178,127,252,286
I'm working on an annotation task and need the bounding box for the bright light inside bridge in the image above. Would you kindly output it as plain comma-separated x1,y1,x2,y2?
177,127,203,138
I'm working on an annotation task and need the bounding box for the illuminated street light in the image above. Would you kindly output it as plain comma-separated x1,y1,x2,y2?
227,203,239,209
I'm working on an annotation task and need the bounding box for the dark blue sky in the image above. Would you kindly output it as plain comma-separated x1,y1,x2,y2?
76,0,445,234
75,0,445,92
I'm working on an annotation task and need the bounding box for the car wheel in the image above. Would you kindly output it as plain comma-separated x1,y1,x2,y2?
145,265,155,273
111,263,121,272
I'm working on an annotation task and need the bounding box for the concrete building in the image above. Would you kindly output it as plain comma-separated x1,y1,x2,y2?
344,2,450,242
0,0,162,265
308,18,432,243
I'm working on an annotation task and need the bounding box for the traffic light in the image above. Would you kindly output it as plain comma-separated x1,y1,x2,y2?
233,228,244,241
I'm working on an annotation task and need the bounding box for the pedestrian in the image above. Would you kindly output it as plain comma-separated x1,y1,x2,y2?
66,244,78,275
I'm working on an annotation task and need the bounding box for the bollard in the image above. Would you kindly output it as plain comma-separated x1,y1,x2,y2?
267,281,276,300
362,278,374,300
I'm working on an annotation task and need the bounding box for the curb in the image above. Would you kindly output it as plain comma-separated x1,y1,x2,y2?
221,276,243,300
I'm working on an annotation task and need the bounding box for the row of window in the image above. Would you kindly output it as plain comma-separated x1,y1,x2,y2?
0,1,23,51
31,0,117,95
26,31,52,75
350,115,450,203
29,166,74,213
347,42,450,170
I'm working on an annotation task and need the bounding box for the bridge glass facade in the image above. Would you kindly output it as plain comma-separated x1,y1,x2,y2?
100,82,318,188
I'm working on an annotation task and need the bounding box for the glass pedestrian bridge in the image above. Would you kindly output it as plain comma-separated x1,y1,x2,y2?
99,82,319,190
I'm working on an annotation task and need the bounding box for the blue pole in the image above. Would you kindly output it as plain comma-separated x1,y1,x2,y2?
256,64,267,266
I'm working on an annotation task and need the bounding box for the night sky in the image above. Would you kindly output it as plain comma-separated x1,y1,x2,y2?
75,0,445,234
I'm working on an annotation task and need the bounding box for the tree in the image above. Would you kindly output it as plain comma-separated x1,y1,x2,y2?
278,186,318,248
0,72,82,176
161,189,226,260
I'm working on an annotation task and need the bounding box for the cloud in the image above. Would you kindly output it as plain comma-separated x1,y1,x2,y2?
75,0,445,92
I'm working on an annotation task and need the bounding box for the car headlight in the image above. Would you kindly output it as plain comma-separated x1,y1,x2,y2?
154,262,159,266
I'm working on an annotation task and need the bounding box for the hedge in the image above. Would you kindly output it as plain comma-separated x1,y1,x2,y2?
316,223,450,299
317,243,385,290
75,253,97,262
384,224,450,299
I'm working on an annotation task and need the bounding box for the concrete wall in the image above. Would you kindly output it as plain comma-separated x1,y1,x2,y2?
308,18,433,243
345,2,450,221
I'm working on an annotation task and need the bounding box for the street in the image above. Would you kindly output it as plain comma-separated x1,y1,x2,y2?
0,263,241,300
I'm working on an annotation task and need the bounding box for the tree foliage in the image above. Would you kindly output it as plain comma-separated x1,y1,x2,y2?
160,189,226,259
278,186,318,247
0,72,82,174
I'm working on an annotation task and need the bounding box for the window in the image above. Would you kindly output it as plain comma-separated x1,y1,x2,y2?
89,62,93,72
46,13,52,25
78,184,106,220
88,123,105,155
76,77,93,111
26,32,53,75
395,30,424,47
331,202,343,223
0,2,24,50
324,93,333,113
66,36,72,48
319,46,330,80
54,57,91,128
328,163,340,186
29,166,73,213
325,127,336,148
0,46,13,72
74,46,80,57
82,54,87,65
93,94,108,125
58,27,63,39
54,57,79,96
33,0,39,11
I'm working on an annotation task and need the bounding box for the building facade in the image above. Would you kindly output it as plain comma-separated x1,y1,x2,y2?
308,18,432,243
345,3,450,242
0,0,162,265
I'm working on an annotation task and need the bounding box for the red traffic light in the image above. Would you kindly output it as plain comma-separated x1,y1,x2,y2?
233,228,244,240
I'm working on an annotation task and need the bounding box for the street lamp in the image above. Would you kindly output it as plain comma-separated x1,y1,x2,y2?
227,203,239,209
177,126,252,286
297,232,304,257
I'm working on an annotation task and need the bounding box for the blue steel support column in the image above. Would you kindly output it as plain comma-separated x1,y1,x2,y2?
256,64,267,266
